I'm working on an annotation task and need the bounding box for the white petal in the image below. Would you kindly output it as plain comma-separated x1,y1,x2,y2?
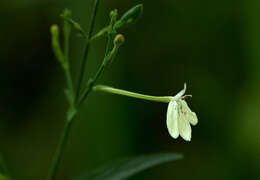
188,112,198,126
166,101,179,139
178,104,192,141
180,100,198,126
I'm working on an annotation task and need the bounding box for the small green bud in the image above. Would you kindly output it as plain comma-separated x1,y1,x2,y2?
62,9,72,58
62,9,72,18
50,24,65,64
114,4,143,29
110,9,118,28
114,34,125,47
50,24,59,38
102,34,125,65
110,9,118,19
62,9,72,34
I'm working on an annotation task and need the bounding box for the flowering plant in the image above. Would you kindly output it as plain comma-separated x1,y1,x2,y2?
0,1,198,180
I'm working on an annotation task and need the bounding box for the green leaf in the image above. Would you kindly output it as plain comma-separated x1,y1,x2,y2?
75,153,183,180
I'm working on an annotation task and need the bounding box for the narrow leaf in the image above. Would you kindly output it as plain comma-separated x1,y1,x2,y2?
76,153,183,180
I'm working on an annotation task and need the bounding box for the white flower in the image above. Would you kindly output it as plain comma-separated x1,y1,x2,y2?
166,84,198,141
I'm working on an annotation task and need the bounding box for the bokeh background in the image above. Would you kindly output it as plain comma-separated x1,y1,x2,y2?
1,0,260,179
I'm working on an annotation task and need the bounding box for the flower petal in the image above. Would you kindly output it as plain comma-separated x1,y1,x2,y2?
178,105,192,141
180,100,198,126
166,101,179,139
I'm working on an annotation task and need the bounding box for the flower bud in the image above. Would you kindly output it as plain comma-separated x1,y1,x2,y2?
110,9,118,26
50,24,59,38
114,4,143,29
110,9,118,20
62,9,72,39
114,34,125,47
62,9,71,18
50,25,65,64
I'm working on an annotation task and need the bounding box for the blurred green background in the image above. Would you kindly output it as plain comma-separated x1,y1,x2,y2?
1,0,260,179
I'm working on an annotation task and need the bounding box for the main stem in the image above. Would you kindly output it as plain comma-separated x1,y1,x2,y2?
47,64,76,180
46,115,75,180
64,64,75,102
76,0,100,101
47,1,100,179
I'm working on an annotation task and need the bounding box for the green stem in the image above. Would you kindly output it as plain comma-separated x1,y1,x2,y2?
93,85,173,103
77,63,105,106
78,44,120,106
46,114,76,180
105,34,113,55
90,26,110,41
64,19,71,59
61,16,88,41
76,0,100,101
48,23,76,180
62,16,109,43
64,64,75,106
46,64,76,180
77,18,119,106
62,9,72,60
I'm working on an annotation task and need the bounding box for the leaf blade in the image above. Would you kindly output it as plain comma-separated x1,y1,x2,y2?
76,153,183,180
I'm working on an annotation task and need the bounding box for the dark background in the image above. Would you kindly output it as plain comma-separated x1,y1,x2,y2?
1,0,260,179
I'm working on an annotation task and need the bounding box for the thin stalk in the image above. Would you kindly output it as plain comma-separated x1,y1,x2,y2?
77,63,105,106
77,15,118,106
78,40,120,106
64,64,75,106
48,28,76,180
62,9,72,59
62,16,109,43
90,26,110,41
50,34,117,179
46,63,76,180
47,2,100,179
64,25,70,59
76,0,100,101
93,85,173,103
46,115,76,180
